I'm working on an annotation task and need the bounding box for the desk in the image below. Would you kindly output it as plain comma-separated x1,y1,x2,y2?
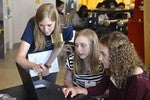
0,85,95,100
0,85,28,100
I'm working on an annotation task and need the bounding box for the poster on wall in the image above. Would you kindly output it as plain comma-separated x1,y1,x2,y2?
65,0,77,14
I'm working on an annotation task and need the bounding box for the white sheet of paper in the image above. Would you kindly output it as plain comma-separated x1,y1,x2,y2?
28,50,59,77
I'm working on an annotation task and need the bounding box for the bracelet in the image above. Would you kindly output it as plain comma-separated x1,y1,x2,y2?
44,63,51,68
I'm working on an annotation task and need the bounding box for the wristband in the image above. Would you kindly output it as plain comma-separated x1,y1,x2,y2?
44,63,51,68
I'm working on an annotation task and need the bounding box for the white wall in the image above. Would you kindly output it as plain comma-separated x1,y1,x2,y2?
3,0,55,50
0,1,3,21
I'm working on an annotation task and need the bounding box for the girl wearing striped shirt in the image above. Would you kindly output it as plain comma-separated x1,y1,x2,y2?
63,29,105,97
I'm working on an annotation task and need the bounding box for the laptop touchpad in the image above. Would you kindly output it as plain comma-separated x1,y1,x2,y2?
34,84,46,89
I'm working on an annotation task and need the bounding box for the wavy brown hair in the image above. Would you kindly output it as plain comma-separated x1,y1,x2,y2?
73,29,101,75
33,3,61,51
99,31,149,88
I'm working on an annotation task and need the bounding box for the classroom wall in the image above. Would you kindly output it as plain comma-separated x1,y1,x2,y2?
0,1,3,21
144,0,150,66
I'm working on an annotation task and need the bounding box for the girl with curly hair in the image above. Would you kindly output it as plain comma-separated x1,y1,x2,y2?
63,31,150,100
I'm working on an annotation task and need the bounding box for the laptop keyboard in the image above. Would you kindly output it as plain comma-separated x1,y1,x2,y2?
36,88,65,100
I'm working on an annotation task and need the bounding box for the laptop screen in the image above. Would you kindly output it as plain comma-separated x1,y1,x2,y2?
16,63,65,100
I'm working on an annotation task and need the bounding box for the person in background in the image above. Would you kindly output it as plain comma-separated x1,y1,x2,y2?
114,2,131,35
117,2,125,10
102,0,118,9
56,0,65,15
63,31,150,100
15,3,64,83
56,0,73,42
96,2,107,10
96,2,109,25
72,5,88,28
63,29,105,99
116,2,131,18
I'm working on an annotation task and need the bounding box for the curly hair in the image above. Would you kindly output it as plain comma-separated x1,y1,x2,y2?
99,31,147,88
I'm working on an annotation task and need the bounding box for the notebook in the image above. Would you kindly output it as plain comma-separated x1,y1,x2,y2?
28,50,59,77
16,63,65,100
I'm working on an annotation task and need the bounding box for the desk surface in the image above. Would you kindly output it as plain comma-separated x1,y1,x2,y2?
0,85,95,100
0,85,28,100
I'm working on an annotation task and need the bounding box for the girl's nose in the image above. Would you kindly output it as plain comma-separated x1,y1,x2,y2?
99,54,103,61
44,27,48,33
76,45,81,52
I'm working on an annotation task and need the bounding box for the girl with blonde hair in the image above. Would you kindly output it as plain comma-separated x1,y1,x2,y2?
63,29,105,99
63,31,150,100
16,3,64,83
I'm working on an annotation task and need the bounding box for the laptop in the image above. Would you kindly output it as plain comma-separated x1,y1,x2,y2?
16,63,65,100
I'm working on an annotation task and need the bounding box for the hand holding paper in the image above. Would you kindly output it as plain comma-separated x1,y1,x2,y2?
28,50,59,77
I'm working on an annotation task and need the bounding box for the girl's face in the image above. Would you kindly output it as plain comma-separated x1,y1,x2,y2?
75,35,91,60
57,4,64,12
99,43,111,69
38,17,55,36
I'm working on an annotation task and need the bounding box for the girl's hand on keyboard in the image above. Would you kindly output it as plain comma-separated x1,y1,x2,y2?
62,87,77,98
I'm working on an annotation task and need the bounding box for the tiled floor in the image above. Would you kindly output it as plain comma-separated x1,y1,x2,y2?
0,43,66,90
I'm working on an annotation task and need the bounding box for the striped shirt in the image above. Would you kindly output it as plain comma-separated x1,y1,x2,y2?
66,54,104,88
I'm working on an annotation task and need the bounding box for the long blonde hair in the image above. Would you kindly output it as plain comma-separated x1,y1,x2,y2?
33,3,61,51
74,29,101,75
